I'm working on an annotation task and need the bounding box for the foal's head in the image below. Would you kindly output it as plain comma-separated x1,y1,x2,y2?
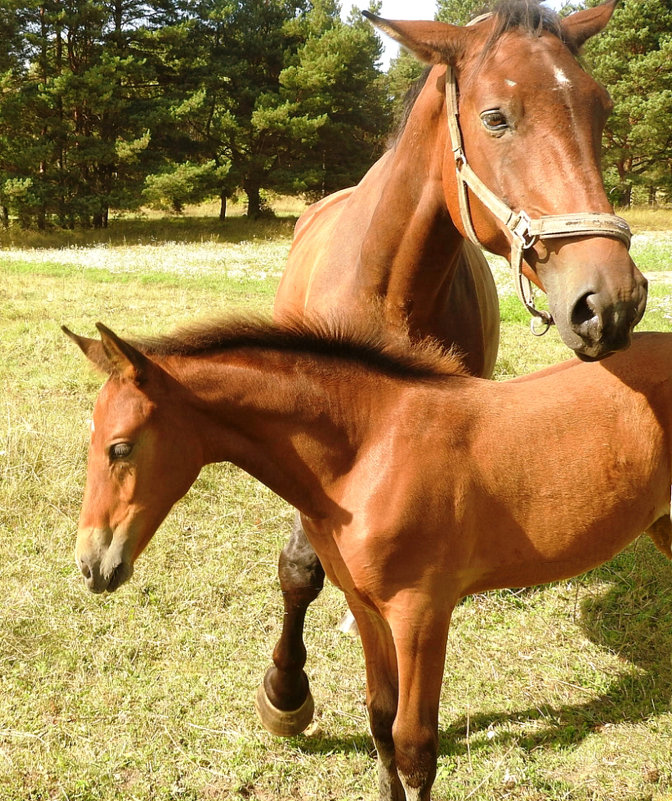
64,324,203,593
65,316,456,593
367,0,646,360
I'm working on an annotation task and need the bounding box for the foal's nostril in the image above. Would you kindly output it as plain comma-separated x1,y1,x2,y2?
80,560,92,580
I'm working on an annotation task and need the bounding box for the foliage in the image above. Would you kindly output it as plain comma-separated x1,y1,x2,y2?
0,0,390,227
579,0,672,206
384,50,427,138
0,1,180,229
436,0,482,25
165,0,390,218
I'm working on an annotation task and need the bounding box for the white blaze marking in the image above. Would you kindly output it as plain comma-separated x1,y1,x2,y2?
554,66,571,86
505,79,517,87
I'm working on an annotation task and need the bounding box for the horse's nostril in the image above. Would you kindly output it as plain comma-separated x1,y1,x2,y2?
80,561,91,579
571,292,598,330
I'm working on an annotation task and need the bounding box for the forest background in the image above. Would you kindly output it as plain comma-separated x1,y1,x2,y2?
0,0,670,231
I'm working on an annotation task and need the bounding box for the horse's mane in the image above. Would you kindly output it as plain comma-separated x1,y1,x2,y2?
482,0,570,55
133,314,468,380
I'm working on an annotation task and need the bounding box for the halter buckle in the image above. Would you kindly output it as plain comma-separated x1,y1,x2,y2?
509,210,535,250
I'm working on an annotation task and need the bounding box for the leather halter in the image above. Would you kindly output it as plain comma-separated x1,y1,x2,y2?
444,62,632,334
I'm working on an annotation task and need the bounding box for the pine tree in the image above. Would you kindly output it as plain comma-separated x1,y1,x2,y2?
271,0,390,200
160,0,389,218
436,0,481,25
581,0,672,205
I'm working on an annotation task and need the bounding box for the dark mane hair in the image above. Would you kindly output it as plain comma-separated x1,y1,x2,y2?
482,0,571,57
132,314,467,380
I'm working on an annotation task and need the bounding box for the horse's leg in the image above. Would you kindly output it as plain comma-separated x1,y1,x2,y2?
350,600,405,801
387,598,454,801
255,512,324,736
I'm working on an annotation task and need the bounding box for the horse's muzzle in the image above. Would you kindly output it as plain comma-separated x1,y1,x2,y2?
75,527,134,594
564,275,648,360
539,245,648,361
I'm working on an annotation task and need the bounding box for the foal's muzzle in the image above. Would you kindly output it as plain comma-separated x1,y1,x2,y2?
75,527,134,594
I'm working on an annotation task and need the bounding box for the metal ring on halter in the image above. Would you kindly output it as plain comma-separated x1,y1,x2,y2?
530,312,552,337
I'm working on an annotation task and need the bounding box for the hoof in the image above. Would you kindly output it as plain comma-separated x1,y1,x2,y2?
255,683,314,737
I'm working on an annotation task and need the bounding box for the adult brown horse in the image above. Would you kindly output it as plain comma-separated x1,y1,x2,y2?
275,0,646,365
65,317,671,801
269,0,647,743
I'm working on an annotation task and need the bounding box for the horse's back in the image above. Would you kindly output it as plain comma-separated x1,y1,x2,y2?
274,188,354,320
274,148,500,377
448,241,499,378
274,150,396,321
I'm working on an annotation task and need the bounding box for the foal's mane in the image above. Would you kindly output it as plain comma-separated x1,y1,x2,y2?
133,315,467,380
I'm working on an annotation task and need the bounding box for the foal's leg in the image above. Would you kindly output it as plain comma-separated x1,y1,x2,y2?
387,600,454,801
351,601,405,801
256,512,324,736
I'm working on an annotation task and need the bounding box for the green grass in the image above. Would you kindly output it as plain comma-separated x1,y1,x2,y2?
1,211,672,800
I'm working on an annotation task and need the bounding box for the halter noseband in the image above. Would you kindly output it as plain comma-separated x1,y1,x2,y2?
445,57,632,335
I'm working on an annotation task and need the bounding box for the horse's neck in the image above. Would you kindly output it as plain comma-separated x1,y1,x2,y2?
171,352,370,519
357,67,464,318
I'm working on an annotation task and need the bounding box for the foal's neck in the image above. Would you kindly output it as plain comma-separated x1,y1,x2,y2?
167,351,375,520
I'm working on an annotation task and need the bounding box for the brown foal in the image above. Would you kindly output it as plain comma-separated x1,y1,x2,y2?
65,319,671,800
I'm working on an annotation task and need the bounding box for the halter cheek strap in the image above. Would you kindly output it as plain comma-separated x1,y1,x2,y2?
445,65,632,335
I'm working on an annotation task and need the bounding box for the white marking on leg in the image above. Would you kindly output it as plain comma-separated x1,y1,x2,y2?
399,775,423,801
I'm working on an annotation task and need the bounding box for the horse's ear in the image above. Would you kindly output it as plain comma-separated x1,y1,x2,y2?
62,325,115,375
363,11,469,65
94,322,149,383
560,0,618,49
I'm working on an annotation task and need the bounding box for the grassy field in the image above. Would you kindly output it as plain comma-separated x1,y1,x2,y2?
1,208,672,801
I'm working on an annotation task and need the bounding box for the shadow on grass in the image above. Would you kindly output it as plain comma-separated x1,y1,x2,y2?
292,539,672,761
0,215,299,248
438,538,672,759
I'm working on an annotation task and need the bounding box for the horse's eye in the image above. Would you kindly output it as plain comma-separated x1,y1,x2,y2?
480,109,508,132
109,442,133,461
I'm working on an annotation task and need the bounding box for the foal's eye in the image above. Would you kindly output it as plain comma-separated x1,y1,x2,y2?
480,109,508,132
109,442,133,461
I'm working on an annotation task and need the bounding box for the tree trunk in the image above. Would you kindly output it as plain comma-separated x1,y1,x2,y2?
219,192,227,221
245,180,261,219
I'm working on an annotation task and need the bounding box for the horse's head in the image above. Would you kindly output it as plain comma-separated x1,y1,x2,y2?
64,324,202,593
366,0,647,360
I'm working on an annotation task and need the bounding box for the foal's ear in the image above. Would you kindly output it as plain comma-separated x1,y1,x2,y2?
62,324,149,383
62,325,114,375
363,11,470,65
560,0,618,50
96,323,149,383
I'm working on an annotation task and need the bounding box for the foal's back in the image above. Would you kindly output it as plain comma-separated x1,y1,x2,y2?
417,332,672,596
